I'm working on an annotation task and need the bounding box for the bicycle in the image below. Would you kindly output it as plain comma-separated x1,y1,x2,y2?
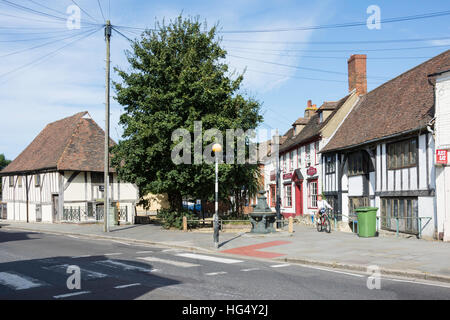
316,208,332,233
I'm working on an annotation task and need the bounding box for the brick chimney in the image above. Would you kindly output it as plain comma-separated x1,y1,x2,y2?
348,54,367,95
304,100,317,119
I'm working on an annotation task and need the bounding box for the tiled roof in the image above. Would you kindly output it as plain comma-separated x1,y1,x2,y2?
279,94,350,153
322,50,450,152
1,112,116,175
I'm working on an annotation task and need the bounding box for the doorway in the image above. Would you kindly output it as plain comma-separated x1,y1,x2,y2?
295,182,303,216
51,194,59,223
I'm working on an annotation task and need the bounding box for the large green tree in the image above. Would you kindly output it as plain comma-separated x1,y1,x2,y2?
112,16,262,213
0,154,11,197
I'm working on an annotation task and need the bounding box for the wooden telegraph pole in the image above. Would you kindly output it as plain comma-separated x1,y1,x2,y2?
104,20,111,233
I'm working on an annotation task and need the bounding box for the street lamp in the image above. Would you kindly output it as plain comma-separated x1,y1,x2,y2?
212,143,222,249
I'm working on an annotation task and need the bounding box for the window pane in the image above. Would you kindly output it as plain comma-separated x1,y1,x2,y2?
410,140,417,165
403,142,409,166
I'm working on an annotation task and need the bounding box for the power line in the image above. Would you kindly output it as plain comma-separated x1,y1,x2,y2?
0,28,98,58
0,26,102,82
219,10,450,33
26,0,70,19
224,44,450,53
112,26,133,42
225,48,431,61
228,54,389,79
221,35,450,45
70,0,101,24
97,0,106,22
111,10,450,34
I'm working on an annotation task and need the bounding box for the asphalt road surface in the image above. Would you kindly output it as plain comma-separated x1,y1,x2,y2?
1,228,450,300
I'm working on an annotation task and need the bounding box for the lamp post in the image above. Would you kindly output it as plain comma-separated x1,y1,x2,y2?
212,143,222,249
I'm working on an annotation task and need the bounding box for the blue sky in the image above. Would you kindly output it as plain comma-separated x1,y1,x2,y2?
0,0,449,160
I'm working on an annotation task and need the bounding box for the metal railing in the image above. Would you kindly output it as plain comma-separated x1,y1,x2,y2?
184,217,289,231
329,211,431,239
63,205,130,224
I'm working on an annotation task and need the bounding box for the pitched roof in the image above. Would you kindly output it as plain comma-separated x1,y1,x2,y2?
1,112,116,175
322,50,450,152
280,94,350,153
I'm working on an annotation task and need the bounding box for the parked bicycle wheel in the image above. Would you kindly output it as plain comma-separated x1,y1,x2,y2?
324,216,331,233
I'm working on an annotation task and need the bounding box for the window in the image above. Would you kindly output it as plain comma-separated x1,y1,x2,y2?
381,197,418,234
9,176,14,187
282,155,287,173
387,139,417,169
284,185,292,207
270,185,276,207
35,174,41,187
325,155,336,174
315,141,320,164
91,172,113,184
297,148,302,168
17,176,22,188
308,179,318,208
349,197,369,214
348,151,370,176
305,144,311,166
289,151,294,171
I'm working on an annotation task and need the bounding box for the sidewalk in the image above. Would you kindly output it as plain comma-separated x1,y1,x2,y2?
1,220,450,283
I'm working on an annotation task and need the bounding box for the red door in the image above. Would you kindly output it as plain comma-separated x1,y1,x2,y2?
295,182,303,216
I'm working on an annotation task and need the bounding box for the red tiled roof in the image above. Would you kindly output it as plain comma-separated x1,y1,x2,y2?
1,112,116,174
322,50,450,152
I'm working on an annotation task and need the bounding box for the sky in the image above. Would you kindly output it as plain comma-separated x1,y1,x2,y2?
0,0,450,160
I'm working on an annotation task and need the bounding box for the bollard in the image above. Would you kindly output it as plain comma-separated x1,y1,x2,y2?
183,216,188,232
288,216,294,234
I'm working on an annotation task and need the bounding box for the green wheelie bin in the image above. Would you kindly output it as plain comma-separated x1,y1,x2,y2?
355,207,378,237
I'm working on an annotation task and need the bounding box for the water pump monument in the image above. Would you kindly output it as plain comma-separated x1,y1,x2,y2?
249,191,277,234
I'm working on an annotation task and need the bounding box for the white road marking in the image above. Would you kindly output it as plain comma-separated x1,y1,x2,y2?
114,283,141,289
0,272,45,290
104,253,122,256
53,291,90,299
176,253,243,264
94,260,158,273
136,251,154,254
161,249,183,253
138,257,201,268
270,264,291,268
298,265,364,278
205,272,227,276
42,264,107,279
241,268,260,272
383,277,450,289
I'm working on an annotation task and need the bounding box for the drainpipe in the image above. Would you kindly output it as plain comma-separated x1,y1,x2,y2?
26,175,29,223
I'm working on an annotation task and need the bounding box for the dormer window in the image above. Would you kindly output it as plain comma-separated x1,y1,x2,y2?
319,112,323,123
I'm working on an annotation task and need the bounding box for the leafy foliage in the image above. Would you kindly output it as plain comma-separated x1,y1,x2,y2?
157,209,199,230
112,15,263,214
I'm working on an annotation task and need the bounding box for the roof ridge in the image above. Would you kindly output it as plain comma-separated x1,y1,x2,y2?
56,112,88,170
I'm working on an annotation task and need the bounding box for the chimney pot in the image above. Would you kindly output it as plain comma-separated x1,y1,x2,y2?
348,54,367,95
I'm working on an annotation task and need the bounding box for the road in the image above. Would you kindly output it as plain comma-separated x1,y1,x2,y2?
1,228,450,300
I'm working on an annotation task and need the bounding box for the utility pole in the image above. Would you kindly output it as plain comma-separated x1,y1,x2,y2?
104,20,111,233
275,131,281,228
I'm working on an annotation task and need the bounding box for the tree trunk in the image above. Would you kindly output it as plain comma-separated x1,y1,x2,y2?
168,191,183,212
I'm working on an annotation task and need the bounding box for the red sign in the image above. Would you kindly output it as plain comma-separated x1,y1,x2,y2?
437,150,448,165
283,173,293,180
307,167,317,176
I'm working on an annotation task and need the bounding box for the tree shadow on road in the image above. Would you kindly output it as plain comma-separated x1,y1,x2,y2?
0,255,182,300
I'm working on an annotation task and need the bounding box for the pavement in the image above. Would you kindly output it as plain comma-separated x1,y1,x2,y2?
1,220,450,284
1,229,450,300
